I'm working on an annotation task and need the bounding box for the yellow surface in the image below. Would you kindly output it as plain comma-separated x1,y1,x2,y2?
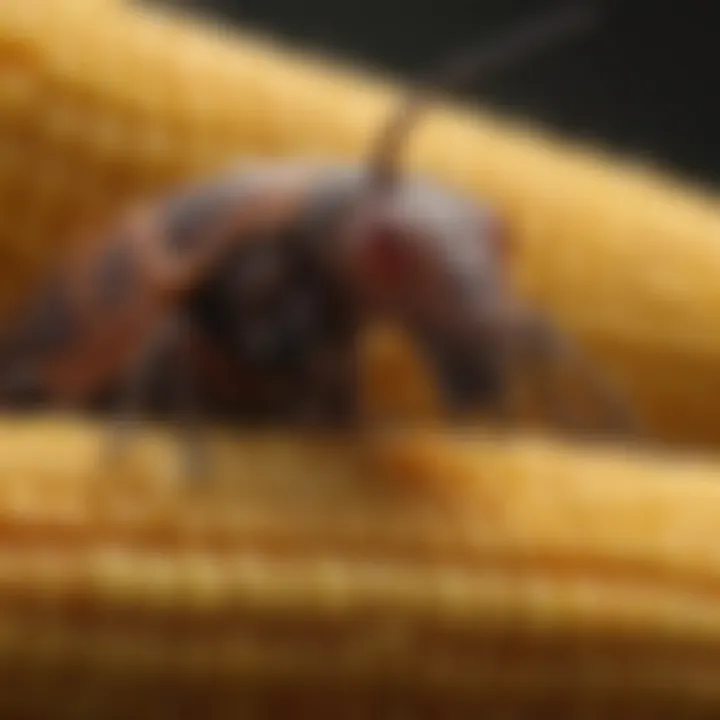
0,418,718,716
1,0,720,715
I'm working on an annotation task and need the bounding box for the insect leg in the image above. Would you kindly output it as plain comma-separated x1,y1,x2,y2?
103,315,181,464
320,340,362,430
419,330,516,429
515,310,641,440
105,314,211,484
295,336,363,432
481,357,515,429
168,327,209,485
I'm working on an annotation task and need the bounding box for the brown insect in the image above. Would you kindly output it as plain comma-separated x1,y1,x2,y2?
0,2,636,478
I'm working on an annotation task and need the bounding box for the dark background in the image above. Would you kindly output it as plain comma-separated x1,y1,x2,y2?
160,0,719,184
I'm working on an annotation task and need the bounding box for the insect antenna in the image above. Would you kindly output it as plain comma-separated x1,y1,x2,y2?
366,2,601,193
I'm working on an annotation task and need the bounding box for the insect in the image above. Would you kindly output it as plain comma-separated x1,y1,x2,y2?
0,2,637,478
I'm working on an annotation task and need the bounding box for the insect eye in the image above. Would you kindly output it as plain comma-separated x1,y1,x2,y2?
360,221,420,287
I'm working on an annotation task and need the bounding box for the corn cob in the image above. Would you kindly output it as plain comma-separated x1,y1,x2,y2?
0,417,717,716
3,3,720,716
1,0,720,446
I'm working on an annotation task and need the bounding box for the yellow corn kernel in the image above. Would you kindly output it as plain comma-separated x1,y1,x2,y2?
0,417,717,714
1,0,720,447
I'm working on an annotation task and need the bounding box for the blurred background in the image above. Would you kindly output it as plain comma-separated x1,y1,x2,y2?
150,0,720,184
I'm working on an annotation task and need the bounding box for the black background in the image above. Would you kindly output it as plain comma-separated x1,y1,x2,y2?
162,0,720,184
